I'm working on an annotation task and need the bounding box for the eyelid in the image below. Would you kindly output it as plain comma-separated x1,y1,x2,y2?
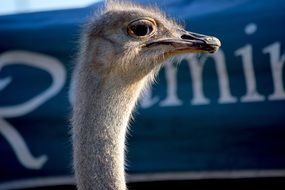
127,17,157,38
128,17,157,26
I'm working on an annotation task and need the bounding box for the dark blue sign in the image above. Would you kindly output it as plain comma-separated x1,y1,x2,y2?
0,0,285,189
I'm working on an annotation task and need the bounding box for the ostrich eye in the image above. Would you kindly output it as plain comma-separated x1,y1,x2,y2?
127,19,156,38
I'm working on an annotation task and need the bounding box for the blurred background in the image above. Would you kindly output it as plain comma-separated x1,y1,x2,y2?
0,0,99,15
0,0,285,189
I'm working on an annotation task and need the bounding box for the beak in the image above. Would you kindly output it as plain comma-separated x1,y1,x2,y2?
145,30,221,54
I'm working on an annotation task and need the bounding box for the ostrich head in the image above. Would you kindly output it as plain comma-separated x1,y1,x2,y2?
72,1,221,189
81,1,221,82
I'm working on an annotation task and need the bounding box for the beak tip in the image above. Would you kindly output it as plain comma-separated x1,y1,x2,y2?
207,36,221,53
214,37,222,47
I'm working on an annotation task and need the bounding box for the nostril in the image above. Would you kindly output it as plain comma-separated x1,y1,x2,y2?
181,34,196,40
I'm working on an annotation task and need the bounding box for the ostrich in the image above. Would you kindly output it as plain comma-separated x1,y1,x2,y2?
71,1,221,189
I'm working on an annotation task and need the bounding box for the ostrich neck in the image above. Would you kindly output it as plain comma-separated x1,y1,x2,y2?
72,67,148,190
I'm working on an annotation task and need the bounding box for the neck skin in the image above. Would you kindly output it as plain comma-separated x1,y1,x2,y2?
72,62,149,190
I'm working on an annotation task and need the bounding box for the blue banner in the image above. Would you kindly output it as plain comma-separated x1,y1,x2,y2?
0,0,285,188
